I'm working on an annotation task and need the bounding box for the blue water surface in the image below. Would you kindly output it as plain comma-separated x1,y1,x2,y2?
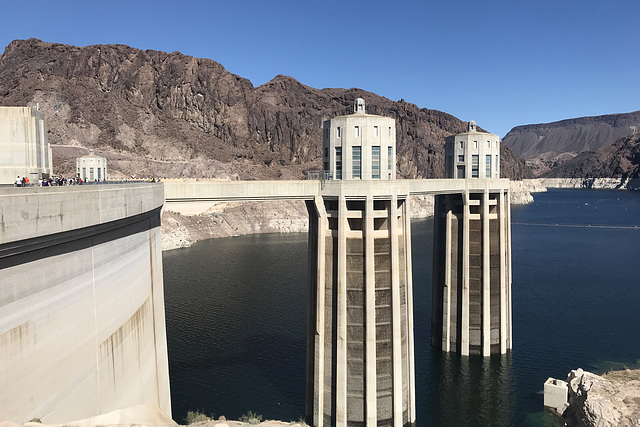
163,188,640,426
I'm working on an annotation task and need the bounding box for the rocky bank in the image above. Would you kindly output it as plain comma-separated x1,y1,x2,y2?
558,368,640,427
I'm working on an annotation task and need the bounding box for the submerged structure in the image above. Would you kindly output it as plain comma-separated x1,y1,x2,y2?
431,121,512,356
306,99,415,426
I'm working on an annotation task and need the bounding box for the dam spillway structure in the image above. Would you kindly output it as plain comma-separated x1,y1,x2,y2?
431,121,512,356
305,99,415,427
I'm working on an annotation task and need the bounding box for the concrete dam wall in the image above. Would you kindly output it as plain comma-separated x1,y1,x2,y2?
0,184,171,424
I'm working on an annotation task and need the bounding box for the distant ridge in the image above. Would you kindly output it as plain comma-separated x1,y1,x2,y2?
542,132,640,179
502,111,640,175
0,38,532,180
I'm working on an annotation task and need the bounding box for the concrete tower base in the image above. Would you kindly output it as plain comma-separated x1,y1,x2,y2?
431,189,512,356
305,182,415,427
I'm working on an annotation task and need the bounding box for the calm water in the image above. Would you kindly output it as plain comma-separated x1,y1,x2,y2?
162,189,640,426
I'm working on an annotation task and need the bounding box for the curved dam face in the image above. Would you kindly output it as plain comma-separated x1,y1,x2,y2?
0,184,171,424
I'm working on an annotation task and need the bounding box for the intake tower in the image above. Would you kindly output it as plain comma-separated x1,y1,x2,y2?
431,121,512,356
306,99,415,427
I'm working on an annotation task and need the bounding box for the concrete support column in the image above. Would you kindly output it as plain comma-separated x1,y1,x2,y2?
461,191,470,356
307,196,327,427
443,208,452,352
499,191,507,354
336,195,348,427
403,197,416,424
389,194,403,426
364,196,377,426
431,197,443,348
506,191,513,349
482,190,491,356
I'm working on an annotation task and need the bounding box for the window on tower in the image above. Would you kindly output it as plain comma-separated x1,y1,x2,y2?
352,146,361,179
372,146,380,179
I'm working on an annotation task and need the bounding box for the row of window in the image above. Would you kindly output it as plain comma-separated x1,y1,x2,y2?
454,154,497,178
458,140,494,150
78,167,105,181
334,126,393,138
325,146,393,179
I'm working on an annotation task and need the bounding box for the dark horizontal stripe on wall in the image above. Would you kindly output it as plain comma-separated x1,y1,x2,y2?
0,207,162,270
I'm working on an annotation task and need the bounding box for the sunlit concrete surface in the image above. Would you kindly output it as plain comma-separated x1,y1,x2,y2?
0,107,51,185
0,184,170,424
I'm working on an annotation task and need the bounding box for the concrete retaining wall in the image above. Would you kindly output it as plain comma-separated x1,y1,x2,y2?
0,184,170,424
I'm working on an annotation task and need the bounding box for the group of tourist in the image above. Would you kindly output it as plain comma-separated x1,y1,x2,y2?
39,176,83,186
14,175,92,187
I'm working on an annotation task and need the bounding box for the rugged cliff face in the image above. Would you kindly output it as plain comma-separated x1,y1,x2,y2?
542,133,640,179
502,111,640,175
0,39,530,180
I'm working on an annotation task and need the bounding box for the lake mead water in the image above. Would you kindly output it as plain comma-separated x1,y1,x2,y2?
162,189,640,426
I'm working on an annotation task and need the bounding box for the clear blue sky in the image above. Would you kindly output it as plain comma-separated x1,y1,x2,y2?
1,0,638,137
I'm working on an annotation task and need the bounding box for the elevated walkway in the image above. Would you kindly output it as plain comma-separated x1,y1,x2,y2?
163,178,510,203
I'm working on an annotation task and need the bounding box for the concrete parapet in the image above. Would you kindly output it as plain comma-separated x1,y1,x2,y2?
0,184,170,423
164,179,320,202
0,183,164,245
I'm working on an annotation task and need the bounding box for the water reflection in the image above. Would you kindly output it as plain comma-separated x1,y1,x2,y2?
429,353,513,426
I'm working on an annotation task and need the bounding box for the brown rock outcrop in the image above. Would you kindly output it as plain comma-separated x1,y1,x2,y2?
542,133,640,179
502,111,640,164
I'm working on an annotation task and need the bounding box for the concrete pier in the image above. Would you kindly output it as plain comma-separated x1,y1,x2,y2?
0,184,170,424
431,122,512,356
431,189,512,355
306,181,415,427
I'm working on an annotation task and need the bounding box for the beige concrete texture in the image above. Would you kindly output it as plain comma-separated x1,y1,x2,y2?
0,184,170,424
163,178,510,204
544,378,569,409
322,99,397,181
163,179,320,202
0,107,51,185
0,183,164,244
305,190,415,426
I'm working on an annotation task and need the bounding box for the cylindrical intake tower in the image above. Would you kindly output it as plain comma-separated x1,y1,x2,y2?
306,99,415,426
432,122,512,356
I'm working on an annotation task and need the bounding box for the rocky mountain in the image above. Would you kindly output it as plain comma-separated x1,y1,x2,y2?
0,39,531,180
502,111,640,175
542,133,640,179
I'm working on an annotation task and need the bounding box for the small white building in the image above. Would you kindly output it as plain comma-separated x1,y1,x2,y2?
0,106,52,184
323,98,396,180
444,121,500,179
76,150,107,182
